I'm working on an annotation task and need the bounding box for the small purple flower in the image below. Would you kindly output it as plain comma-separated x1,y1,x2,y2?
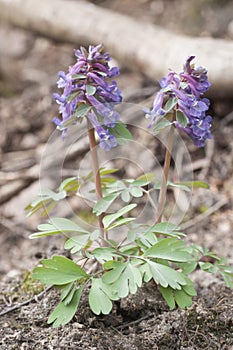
145,92,166,128
144,56,212,147
87,111,118,151
53,44,122,150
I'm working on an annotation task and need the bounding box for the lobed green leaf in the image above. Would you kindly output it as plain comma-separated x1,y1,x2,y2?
33,256,88,285
103,204,136,229
47,287,83,327
29,218,89,239
144,237,192,262
89,278,113,315
141,261,187,289
93,193,120,215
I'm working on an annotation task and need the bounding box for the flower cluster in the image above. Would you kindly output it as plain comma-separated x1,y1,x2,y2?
145,56,212,147
53,44,122,151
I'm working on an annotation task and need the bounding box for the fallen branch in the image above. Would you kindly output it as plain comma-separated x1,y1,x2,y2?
0,0,233,97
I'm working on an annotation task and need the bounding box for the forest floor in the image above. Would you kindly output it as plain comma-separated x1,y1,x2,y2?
0,0,233,349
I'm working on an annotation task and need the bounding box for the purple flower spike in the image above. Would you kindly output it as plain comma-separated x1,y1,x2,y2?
144,56,212,147
53,44,122,151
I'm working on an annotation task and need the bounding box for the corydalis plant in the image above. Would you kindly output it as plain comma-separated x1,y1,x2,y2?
26,47,233,328
144,56,212,222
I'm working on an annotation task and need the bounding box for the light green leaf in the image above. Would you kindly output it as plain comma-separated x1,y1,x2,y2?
121,190,131,202
144,238,192,262
159,286,175,309
176,261,197,274
139,262,152,283
29,218,89,239
66,91,80,102
99,168,118,176
107,217,135,231
164,97,177,113
86,85,96,96
91,247,117,264
56,117,77,131
48,287,83,327
38,188,66,201
73,104,92,118
182,280,197,297
59,177,80,192
136,230,158,249
132,173,155,186
90,229,100,241
103,180,126,195
174,289,193,308
93,193,120,215
25,198,51,217
129,186,143,198
103,204,137,229
145,261,187,289
167,181,191,192
177,180,209,189
63,285,77,306
32,256,88,285
160,282,195,310
103,262,142,298
89,278,113,315
57,282,74,302
153,118,172,135
64,235,90,254
150,222,180,233
110,121,133,145
176,110,188,127
72,74,86,79
102,261,125,284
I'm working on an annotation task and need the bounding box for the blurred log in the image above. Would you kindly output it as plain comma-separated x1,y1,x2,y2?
0,0,233,98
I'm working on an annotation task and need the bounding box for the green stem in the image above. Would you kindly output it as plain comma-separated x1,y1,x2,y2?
157,119,175,223
87,120,106,244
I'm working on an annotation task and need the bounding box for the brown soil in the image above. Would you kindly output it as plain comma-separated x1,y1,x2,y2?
1,1,233,349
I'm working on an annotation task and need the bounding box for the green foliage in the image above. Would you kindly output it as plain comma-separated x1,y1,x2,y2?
176,110,188,127
153,118,172,135
93,173,155,215
29,218,89,239
140,260,187,289
48,287,83,327
32,256,89,285
176,180,209,189
25,177,80,217
86,85,96,96
29,175,233,328
164,97,178,113
89,278,117,315
64,234,91,254
159,279,196,309
102,204,136,229
110,121,133,145
73,104,92,118
102,260,142,298
144,237,193,262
